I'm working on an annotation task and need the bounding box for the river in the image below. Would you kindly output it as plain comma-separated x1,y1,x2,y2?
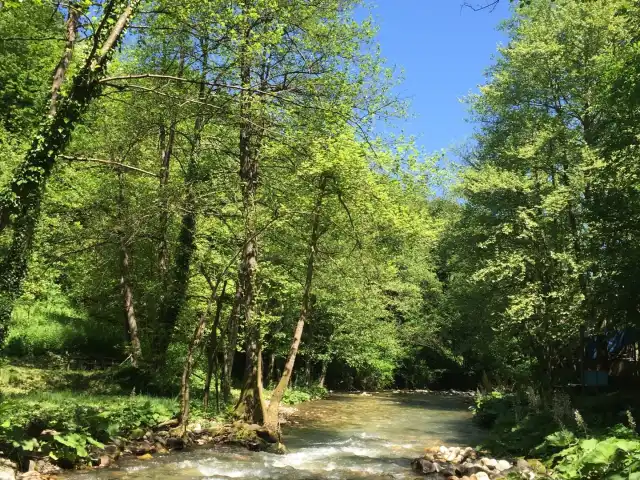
68,392,483,480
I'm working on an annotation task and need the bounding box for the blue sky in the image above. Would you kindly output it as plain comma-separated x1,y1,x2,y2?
368,1,512,154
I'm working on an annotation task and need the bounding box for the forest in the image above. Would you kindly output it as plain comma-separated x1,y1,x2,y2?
2,0,640,478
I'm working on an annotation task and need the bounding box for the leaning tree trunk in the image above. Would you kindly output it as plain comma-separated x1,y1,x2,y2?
0,0,141,345
179,298,214,436
264,177,326,431
118,173,143,366
204,280,227,410
50,2,80,116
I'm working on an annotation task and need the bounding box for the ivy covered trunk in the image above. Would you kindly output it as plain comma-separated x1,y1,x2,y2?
156,40,208,362
0,0,141,345
234,32,267,423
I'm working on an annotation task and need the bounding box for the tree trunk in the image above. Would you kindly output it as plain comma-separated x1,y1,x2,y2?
264,177,326,431
0,0,141,345
304,358,312,387
318,361,328,388
50,3,80,116
266,352,276,386
118,173,143,366
179,299,213,436
120,242,143,366
157,54,182,282
234,26,267,422
204,280,227,410
156,40,208,361
158,121,176,279
222,280,241,403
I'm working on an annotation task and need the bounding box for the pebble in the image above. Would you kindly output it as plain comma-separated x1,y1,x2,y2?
481,457,497,469
413,445,534,479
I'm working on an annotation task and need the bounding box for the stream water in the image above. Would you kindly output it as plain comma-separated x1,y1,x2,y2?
67,392,483,480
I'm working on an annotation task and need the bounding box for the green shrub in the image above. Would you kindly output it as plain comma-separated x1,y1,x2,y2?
0,393,177,467
281,385,328,405
473,390,560,456
472,391,517,428
536,428,640,479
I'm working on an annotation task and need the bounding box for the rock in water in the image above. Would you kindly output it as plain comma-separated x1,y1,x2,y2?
134,441,154,455
480,458,497,469
266,442,287,455
255,428,279,444
461,462,486,476
412,458,439,474
0,466,15,480
166,437,185,450
496,459,511,471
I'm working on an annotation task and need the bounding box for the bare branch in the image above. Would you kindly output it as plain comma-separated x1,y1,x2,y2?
60,155,159,177
462,0,501,12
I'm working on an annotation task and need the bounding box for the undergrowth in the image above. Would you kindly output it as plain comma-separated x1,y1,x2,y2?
473,389,640,479
0,361,327,469
0,393,177,468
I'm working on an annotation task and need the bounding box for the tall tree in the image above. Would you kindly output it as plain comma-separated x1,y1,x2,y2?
0,0,142,344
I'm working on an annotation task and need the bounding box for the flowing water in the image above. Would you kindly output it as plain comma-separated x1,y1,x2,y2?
67,392,483,480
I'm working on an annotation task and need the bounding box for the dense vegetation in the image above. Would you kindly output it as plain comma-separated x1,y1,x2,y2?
2,0,640,477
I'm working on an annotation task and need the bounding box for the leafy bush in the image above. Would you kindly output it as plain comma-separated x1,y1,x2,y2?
0,393,177,467
281,385,328,405
536,428,640,479
473,390,562,456
472,391,517,428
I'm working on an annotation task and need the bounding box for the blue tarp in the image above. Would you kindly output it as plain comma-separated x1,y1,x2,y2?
586,329,637,360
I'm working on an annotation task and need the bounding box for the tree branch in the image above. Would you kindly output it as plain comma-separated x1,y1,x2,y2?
60,155,159,177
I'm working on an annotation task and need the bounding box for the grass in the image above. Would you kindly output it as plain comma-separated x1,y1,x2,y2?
9,390,178,410
5,298,123,359
0,363,127,396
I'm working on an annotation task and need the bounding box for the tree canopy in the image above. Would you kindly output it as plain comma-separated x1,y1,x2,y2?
2,0,640,437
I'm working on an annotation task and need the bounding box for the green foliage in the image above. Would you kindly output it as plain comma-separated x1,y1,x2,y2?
436,0,640,391
0,393,176,466
472,391,515,428
539,431,640,480
5,299,123,358
280,386,328,406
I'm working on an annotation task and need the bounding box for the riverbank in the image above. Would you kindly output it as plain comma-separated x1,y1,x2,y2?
43,391,482,480
412,445,545,480
468,390,640,480
0,363,326,479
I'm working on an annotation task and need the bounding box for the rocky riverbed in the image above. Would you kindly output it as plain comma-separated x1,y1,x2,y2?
412,445,548,480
